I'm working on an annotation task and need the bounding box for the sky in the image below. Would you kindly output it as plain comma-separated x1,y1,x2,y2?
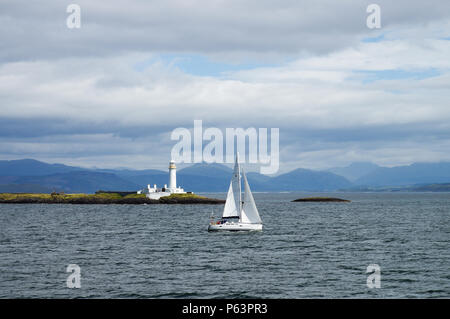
1,0,450,173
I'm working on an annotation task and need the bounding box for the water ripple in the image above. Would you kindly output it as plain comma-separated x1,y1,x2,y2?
0,192,449,298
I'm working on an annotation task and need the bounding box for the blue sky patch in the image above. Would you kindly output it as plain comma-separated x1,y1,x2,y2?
134,54,277,76
355,68,441,83
362,33,385,43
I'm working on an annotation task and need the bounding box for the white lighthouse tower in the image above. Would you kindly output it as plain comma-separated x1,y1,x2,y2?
168,160,177,190
138,159,186,199
167,160,185,194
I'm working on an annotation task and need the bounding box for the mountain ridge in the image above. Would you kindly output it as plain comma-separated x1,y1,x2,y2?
1,159,450,193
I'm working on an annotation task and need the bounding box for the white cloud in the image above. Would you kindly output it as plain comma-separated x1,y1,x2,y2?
2,35,449,128
1,1,450,170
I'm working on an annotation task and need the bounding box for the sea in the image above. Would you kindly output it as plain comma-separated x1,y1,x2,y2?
0,192,449,298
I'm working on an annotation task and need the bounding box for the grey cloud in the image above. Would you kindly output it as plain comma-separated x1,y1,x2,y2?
0,117,181,140
2,0,450,63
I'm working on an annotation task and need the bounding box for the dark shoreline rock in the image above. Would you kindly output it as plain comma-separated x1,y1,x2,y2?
158,196,224,204
292,197,351,202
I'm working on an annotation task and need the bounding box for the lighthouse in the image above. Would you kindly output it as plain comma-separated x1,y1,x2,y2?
169,160,177,190
138,159,186,199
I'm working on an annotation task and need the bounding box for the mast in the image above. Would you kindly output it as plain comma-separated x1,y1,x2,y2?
236,152,242,216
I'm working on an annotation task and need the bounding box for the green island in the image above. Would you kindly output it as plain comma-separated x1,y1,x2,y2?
292,197,351,202
0,192,225,205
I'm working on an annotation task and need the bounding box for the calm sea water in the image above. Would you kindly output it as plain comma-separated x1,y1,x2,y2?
0,192,449,298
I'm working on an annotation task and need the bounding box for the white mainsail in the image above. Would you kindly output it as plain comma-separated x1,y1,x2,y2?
222,154,241,218
222,153,262,224
240,170,262,224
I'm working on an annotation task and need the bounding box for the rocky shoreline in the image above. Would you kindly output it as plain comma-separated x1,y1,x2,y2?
292,197,351,202
0,193,225,205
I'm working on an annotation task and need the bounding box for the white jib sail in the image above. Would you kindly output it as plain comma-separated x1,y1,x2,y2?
222,181,238,217
222,154,241,218
240,170,262,224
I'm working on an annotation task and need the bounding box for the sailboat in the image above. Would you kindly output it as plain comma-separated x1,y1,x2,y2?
208,153,263,232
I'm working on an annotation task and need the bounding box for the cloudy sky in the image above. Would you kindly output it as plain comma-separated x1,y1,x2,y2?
1,0,450,172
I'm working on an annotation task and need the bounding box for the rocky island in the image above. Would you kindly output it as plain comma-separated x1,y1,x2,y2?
0,192,225,205
292,197,351,202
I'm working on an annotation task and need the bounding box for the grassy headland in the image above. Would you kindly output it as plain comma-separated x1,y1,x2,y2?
0,192,225,204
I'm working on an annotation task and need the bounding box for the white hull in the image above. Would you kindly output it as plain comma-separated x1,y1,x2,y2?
208,222,262,232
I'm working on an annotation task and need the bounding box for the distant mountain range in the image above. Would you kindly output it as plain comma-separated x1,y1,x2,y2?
354,162,450,186
343,183,450,192
327,162,380,182
0,159,450,193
